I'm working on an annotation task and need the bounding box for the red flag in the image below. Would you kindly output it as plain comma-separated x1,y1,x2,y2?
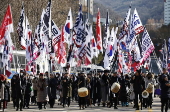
96,9,103,53
0,5,13,40
118,49,123,73
6,66,11,77
58,26,67,67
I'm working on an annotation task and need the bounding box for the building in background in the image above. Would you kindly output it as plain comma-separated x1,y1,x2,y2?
164,0,170,25
80,0,93,23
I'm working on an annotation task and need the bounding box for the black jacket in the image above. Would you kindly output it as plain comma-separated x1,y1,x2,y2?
130,75,145,93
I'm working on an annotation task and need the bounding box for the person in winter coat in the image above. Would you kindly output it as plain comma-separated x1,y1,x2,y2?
78,73,86,110
0,75,10,111
11,74,17,109
100,70,110,107
31,75,38,105
143,72,156,109
91,73,101,106
23,75,32,109
48,74,57,108
109,72,121,109
119,74,130,107
61,73,72,108
130,69,145,110
13,74,25,111
160,74,170,112
36,73,48,110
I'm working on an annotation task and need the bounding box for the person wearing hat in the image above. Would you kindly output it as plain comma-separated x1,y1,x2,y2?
100,69,110,107
130,69,145,110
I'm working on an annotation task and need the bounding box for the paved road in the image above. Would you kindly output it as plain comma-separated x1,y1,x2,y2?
1,97,162,112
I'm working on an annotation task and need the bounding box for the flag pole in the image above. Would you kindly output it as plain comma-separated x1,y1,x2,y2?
13,36,22,73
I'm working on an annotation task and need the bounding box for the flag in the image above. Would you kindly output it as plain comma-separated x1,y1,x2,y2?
122,53,128,74
96,8,103,53
2,42,9,67
103,27,118,70
162,39,168,69
58,26,67,67
90,25,98,58
17,5,26,49
6,65,11,77
144,56,151,70
0,5,13,40
157,57,163,73
127,52,132,73
72,4,85,48
141,28,155,63
67,4,85,69
2,39,13,77
35,9,45,48
132,39,141,62
42,0,52,53
119,5,131,40
118,48,123,73
77,20,91,65
168,38,170,72
0,5,13,51
103,11,109,50
25,17,32,62
0,5,13,77
132,9,144,35
64,8,73,44
126,14,136,50
118,5,131,51
51,20,61,52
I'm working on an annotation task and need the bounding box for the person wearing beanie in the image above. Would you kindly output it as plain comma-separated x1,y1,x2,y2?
130,69,145,110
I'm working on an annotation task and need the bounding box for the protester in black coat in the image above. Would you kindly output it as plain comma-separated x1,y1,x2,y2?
130,69,145,110
92,74,101,106
119,74,130,107
11,75,17,109
78,73,86,110
13,74,24,111
160,74,170,112
100,70,110,107
109,72,121,109
48,74,57,108
0,75,10,110
61,73,72,108
23,77,32,108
